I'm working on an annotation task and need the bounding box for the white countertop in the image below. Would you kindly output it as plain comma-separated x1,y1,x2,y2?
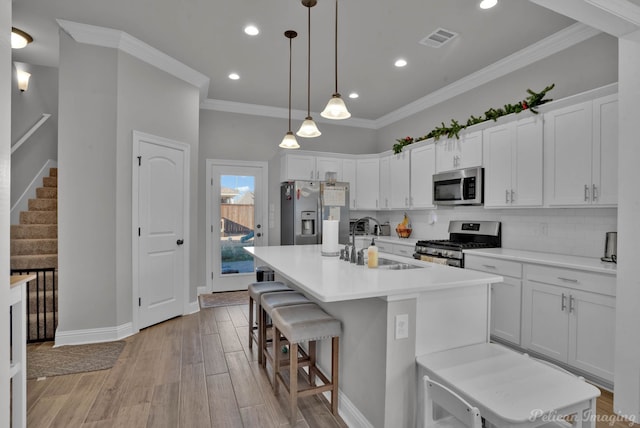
354,235,418,246
464,248,617,275
246,245,502,302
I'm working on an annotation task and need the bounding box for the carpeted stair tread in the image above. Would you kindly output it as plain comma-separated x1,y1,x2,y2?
49,167,57,177
11,254,58,270
27,290,57,315
20,211,57,224
11,238,58,255
28,198,57,211
11,224,57,239
43,176,57,187
36,187,57,199
27,312,57,341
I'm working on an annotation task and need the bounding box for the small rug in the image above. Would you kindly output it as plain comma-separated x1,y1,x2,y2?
27,341,126,379
199,290,248,309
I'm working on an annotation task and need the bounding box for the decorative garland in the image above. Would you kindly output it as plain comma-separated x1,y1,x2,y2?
392,84,555,154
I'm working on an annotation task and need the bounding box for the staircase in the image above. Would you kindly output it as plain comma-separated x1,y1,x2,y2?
10,167,58,342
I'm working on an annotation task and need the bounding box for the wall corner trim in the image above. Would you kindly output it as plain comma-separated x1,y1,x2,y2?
56,19,210,101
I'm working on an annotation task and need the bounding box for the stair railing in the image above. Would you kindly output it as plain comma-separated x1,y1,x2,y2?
11,113,51,155
10,268,57,342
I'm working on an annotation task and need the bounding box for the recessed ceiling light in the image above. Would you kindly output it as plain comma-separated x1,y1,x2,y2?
244,25,259,36
479,0,498,9
228,73,240,80
11,27,33,49
348,93,359,99
394,59,407,68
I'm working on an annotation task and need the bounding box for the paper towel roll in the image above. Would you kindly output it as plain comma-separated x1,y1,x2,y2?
321,220,340,256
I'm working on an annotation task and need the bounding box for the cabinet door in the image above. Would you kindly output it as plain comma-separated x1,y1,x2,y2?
342,159,357,209
522,281,569,362
512,116,543,206
459,130,483,169
392,243,414,258
316,157,342,181
410,144,435,208
592,94,618,206
490,277,522,345
284,154,316,181
379,156,390,209
435,138,459,173
544,101,593,206
483,123,513,207
356,158,380,210
568,290,615,381
389,152,410,209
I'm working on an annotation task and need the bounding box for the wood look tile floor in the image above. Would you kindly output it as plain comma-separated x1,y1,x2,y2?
26,304,347,428
25,303,636,428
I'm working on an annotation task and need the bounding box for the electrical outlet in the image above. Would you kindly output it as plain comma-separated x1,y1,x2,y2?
395,314,409,339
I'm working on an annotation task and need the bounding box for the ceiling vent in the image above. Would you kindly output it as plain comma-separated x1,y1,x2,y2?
419,28,458,48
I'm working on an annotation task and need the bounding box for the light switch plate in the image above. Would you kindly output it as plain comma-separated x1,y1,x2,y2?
395,314,409,339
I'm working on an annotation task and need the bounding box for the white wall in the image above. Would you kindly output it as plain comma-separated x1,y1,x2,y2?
57,30,201,341
1,0,13,423
614,31,640,420
10,64,58,207
375,33,618,154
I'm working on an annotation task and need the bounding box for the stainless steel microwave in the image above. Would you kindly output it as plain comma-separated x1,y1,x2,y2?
432,167,483,205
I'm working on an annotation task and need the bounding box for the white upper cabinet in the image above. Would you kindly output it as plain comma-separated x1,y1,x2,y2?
355,157,380,210
409,144,436,209
544,94,618,206
435,130,482,173
342,159,357,210
280,153,343,182
483,116,543,207
389,152,411,209
379,156,390,209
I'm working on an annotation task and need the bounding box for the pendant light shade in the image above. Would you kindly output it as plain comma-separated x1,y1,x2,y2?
297,0,321,138
321,0,350,120
280,30,300,149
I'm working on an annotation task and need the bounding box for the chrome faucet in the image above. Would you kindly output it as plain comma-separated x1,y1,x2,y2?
350,216,381,263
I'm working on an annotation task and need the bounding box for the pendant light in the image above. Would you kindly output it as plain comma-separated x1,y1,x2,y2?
297,0,321,138
280,30,300,149
321,0,351,120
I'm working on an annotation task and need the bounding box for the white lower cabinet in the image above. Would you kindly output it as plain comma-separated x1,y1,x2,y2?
522,266,616,382
465,255,522,345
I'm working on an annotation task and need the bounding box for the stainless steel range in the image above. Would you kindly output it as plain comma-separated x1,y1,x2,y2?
414,220,501,268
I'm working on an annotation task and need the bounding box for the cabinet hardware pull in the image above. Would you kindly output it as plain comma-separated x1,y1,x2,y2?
561,293,567,311
482,264,497,269
592,184,598,201
584,184,590,201
558,277,579,283
569,295,575,313
505,189,510,203
511,189,515,203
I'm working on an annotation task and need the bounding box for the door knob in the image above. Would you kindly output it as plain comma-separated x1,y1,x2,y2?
176,239,184,246
256,233,262,237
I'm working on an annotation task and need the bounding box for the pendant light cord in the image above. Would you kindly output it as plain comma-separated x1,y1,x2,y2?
307,7,312,116
333,0,338,94
288,34,293,131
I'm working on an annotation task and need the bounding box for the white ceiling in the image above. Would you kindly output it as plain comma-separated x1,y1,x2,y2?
11,0,578,120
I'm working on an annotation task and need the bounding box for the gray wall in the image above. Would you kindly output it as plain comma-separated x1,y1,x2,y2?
375,33,618,153
57,30,200,336
1,0,13,422
10,64,58,207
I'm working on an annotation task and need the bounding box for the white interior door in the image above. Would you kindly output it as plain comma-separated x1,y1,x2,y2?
207,160,267,292
134,132,189,329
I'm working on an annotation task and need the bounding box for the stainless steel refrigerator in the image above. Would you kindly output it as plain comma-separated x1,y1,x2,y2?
280,181,350,245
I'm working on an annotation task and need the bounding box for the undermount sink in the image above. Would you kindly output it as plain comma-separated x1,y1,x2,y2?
377,258,423,270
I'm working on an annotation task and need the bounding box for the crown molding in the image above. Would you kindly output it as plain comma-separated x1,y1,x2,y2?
585,0,640,27
56,19,210,100
374,22,601,128
200,98,377,129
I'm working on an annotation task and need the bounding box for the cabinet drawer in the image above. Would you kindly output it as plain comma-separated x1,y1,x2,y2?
376,242,392,254
526,264,615,296
393,244,414,258
465,255,522,278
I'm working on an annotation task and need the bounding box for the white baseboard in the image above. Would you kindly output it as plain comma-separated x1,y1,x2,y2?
186,299,200,314
323,389,374,428
197,286,209,296
54,322,134,346
10,159,58,225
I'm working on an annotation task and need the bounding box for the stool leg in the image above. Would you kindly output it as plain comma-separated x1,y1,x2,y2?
289,342,299,425
259,306,266,367
308,340,317,386
273,326,280,394
331,336,339,415
256,304,263,365
248,297,254,349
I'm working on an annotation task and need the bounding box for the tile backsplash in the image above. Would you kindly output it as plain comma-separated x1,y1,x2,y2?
363,207,617,259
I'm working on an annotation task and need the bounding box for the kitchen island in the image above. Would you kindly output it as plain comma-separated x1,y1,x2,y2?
245,245,502,428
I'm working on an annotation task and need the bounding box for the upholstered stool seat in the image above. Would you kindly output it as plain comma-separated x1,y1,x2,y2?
270,303,341,424
247,281,291,364
260,291,311,370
